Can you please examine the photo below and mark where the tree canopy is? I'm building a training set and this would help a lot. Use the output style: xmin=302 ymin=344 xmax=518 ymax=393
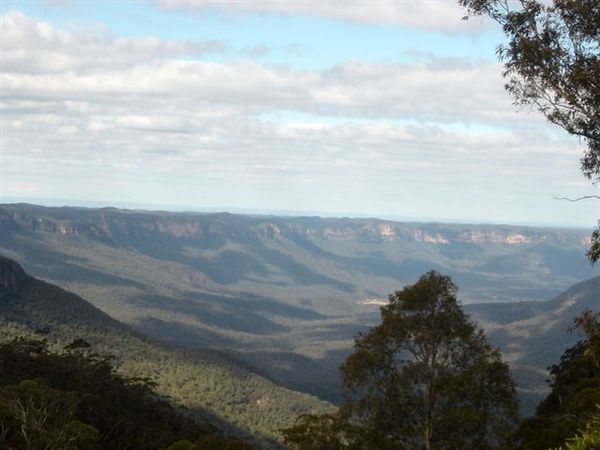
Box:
xmin=283 ymin=272 xmax=519 ymax=450
xmin=460 ymin=0 xmax=600 ymax=261
xmin=0 ymin=338 xmax=251 ymax=450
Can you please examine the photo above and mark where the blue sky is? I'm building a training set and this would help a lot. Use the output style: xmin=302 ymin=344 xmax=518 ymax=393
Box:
xmin=5 ymin=0 xmax=502 ymax=67
xmin=1 ymin=0 xmax=598 ymax=226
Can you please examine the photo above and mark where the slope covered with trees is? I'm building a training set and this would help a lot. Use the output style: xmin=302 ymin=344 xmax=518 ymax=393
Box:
xmin=466 ymin=274 xmax=600 ymax=413
xmin=0 ymin=338 xmax=250 ymax=450
xmin=0 ymin=256 xmax=333 ymax=448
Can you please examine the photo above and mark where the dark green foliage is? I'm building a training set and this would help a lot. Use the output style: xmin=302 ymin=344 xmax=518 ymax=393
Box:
xmin=460 ymin=0 xmax=600 ymax=262
xmin=284 ymin=272 xmax=519 ymax=450
xmin=166 ymin=442 xmax=199 ymax=450
xmin=512 ymin=310 xmax=600 ymax=449
xmin=559 ymin=405 xmax=600 ymax=450
xmin=0 ymin=379 xmax=98 ymax=450
xmin=281 ymin=414 xmax=350 ymax=450
xmin=195 ymin=435 xmax=254 ymax=450
xmin=0 ymin=256 xmax=332 ymax=448
xmin=165 ymin=436 xmax=252 ymax=450
xmin=0 ymin=338 xmax=228 ymax=450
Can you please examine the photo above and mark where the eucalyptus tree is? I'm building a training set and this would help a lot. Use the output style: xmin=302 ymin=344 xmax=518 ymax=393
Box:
xmin=284 ymin=272 xmax=519 ymax=450
xmin=460 ymin=0 xmax=600 ymax=261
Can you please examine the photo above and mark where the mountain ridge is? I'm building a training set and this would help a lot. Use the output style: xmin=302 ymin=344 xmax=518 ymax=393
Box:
xmin=0 ymin=203 xmax=590 ymax=246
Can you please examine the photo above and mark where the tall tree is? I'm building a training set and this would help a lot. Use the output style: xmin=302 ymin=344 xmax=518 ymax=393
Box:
xmin=283 ymin=272 xmax=519 ymax=450
xmin=459 ymin=0 xmax=600 ymax=261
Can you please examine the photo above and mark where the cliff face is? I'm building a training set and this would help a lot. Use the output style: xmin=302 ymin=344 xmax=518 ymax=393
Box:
xmin=0 ymin=256 xmax=28 ymax=291
xmin=0 ymin=203 xmax=590 ymax=247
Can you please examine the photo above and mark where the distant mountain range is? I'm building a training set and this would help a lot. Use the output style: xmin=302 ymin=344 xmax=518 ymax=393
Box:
xmin=0 ymin=203 xmax=597 ymax=415
xmin=1 ymin=203 xmax=592 ymax=307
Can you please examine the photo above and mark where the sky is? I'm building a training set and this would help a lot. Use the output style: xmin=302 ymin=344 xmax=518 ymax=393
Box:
xmin=1 ymin=0 xmax=598 ymax=226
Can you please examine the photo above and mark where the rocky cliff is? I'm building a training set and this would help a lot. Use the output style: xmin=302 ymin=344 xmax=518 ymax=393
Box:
xmin=0 ymin=203 xmax=590 ymax=247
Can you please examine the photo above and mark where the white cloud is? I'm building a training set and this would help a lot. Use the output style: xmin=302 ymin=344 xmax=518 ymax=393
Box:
xmin=0 ymin=11 xmax=225 ymax=73
xmin=158 ymin=0 xmax=486 ymax=33
xmin=1 ymin=12 xmax=513 ymax=128
xmin=2 ymin=11 xmax=595 ymax=224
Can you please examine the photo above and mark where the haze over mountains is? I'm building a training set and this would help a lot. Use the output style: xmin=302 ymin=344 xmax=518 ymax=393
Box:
xmin=466 ymin=276 xmax=600 ymax=412
xmin=0 ymin=202 xmax=597 ymax=416
xmin=1 ymin=203 xmax=592 ymax=308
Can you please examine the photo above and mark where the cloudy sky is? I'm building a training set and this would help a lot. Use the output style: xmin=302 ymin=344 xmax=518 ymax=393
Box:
xmin=1 ymin=0 xmax=598 ymax=226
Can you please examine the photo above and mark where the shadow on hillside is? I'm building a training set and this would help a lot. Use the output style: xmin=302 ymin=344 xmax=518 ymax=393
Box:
xmin=131 ymin=293 xmax=289 ymax=335
xmin=1 ymin=235 xmax=148 ymax=289
xmin=188 ymin=405 xmax=285 ymax=450
xmin=228 ymin=347 xmax=352 ymax=405
xmin=181 ymin=290 xmax=324 ymax=321
xmin=114 ymin=234 xmax=356 ymax=291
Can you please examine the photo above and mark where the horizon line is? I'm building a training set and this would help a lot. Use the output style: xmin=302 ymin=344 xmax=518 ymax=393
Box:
xmin=1 ymin=195 xmax=593 ymax=231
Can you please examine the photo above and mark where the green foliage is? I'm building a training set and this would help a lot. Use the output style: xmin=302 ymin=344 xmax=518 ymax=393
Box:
xmin=66 ymin=421 xmax=100 ymax=450
xmin=512 ymin=310 xmax=600 ymax=449
xmin=284 ymin=272 xmax=519 ymax=450
xmin=0 ymin=378 xmax=94 ymax=450
xmin=558 ymin=405 xmax=600 ymax=450
xmin=166 ymin=441 xmax=199 ymax=450
xmin=0 ymin=338 xmax=245 ymax=450
xmin=460 ymin=0 xmax=600 ymax=262
xmin=281 ymin=414 xmax=350 ymax=450
xmin=195 ymin=435 xmax=254 ymax=450
xmin=0 ymin=261 xmax=333 ymax=448
xmin=164 ymin=435 xmax=253 ymax=450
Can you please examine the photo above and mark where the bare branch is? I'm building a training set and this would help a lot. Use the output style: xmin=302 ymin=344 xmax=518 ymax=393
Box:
xmin=553 ymin=195 xmax=600 ymax=202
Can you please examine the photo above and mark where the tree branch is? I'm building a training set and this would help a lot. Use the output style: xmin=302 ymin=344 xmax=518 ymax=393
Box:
xmin=553 ymin=195 xmax=600 ymax=202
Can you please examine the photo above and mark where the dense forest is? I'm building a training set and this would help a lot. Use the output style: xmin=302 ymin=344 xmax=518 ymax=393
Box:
xmin=0 ymin=338 xmax=250 ymax=450
xmin=0 ymin=256 xmax=332 ymax=448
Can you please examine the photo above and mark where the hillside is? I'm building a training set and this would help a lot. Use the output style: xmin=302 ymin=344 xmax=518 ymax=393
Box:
xmin=0 ymin=338 xmax=251 ymax=449
xmin=467 ymin=276 xmax=600 ymax=413
xmin=0 ymin=203 xmax=596 ymax=406
xmin=0 ymin=256 xmax=333 ymax=448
